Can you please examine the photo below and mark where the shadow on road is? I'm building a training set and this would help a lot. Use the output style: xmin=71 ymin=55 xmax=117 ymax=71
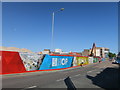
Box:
xmin=86 ymin=66 xmax=120 ymax=89
xmin=64 ymin=76 xmax=76 ymax=90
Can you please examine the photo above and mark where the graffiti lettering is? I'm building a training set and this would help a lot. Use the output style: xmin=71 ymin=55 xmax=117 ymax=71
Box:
xmin=52 ymin=58 xmax=68 ymax=66
xmin=61 ymin=58 xmax=68 ymax=65
xmin=52 ymin=58 xmax=57 ymax=66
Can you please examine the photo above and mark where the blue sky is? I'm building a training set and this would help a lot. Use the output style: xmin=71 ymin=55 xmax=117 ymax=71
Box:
xmin=2 ymin=2 xmax=118 ymax=53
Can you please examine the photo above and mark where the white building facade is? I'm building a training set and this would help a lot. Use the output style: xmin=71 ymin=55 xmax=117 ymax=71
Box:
xmin=96 ymin=47 xmax=109 ymax=58
xmin=55 ymin=49 xmax=62 ymax=53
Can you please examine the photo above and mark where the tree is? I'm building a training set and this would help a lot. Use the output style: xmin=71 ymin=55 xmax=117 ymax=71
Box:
xmin=108 ymin=52 xmax=116 ymax=58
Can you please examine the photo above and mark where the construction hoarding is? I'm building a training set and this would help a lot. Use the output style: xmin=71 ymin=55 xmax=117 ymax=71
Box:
xmin=101 ymin=58 xmax=105 ymax=61
xmin=93 ymin=57 xmax=98 ymax=63
xmin=88 ymin=57 xmax=93 ymax=64
xmin=19 ymin=53 xmax=44 ymax=71
xmin=1 ymin=50 xmax=103 ymax=75
xmin=73 ymin=56 xmax=89 ymax=66
xmin=39 ymin=55 xmax=73 ymax=70
xmin=0 ymin=51 xmax=26 ymax=74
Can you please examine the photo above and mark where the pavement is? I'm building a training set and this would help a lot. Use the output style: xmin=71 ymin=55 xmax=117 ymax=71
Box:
xmin=2 ymin=60 xmax=119 ymax=89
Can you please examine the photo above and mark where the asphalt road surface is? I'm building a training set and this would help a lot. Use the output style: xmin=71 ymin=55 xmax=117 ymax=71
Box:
xmin=2 ymin=60 xmax=119 ymax=89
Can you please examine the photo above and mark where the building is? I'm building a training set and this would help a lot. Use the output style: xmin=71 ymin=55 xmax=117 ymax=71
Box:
xmin=82 ymin=49 xmax=91 ymax=56
xmin=82 ymin=47 xmax=109 ymax=58
xmin=38 ymin=52 xmax=42 ymax=54
xmin=70 ymin=52 xmax=82 ymax=56
xmin=85 ymin=43 xmax=109 ymax=58
xmin=42 ymin=49 xmax=51 ymax=54
xmin=60 ymin=52 xmax=69 ymax=55
xmin=96 ymin=47 xmax=109 ymax=58
xmin=55 ymin=49 xmax=62 ymax=53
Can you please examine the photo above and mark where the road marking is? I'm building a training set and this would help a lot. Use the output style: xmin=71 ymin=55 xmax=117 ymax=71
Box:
xmin=21 ymin=86 xmax=37 ymax=90
xmin=56 ymin=78 xmax=65 ymax=82
xmin=75 ymin=74 xmax=81 ymax=77
xmin=87 ymin=71 xmax=92 ymax=73
xmin=28 ymin=86 xmax=37 ymax=88
xmin=56 ymin=77 xmax=74 ymax=82
xmin=100 ymin=70 xmax=103 ymax=72
xmin=96 ymin=72 xmax=100 ymax=74
xmin=87 ymin=69 xmax=99 ymax=73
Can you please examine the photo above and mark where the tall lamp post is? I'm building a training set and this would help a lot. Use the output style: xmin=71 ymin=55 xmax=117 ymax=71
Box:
xmin=51 ymin=8 xmax=64 ymax=52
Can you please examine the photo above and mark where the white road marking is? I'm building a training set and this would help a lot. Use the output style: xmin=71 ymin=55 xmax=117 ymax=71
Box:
xmin=56 ymin=78 xmax=65 ymax=82
xmin=28 ymin=86 xmax=37 ymax=88
xmin=75 ymin=74 xmax=81 ymax=77
xmin=87 ymin=71 xmax=92 ymax=73
xmin=56 ymin=76 xmax=73 ymax=82
xmin=57 ymin=74 xmax=82 ymax=81
xmin=96 ymin=72 xmax=100 ymax=74
xmin=21 ymin=86 xmax=37 ymax=90
xmin=87 ymin=69 xmax=99 ymax=73
xmin=100 ymin=70 xmax=103 ymax=72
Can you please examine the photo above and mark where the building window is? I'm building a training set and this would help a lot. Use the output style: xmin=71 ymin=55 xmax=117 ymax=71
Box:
xmin=105 ymin=49 xmax=109 ymax=51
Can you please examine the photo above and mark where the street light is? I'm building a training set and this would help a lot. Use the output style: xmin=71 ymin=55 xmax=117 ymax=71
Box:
xmin=51 ymin=8 xmax=64 ymax=51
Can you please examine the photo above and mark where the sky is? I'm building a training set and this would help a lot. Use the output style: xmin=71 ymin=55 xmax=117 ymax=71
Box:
xmin=2 ymin=2 xmax=118 ymax=53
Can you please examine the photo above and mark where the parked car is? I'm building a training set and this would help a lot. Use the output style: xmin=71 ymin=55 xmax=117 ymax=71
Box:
xmin=112 ymin=57 xmax=120 ymax=64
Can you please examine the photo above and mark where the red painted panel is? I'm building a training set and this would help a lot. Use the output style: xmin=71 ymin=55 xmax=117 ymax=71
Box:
xmin=0 ymin=51 xmax=26 ymax=74
xmin=50 ymin=54 xmax=88 ymax=57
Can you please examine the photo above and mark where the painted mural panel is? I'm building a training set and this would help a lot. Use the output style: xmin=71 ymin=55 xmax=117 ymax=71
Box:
xmin=93 ymin=58 xmax=98 ymax=63
xmin=19 ymin=53 xmax=44 ymax=71
xmin=77 ymin=57 xmax=88 ymax=65
xmin=73 ymin=56 xmax=89 ymax=66
xmin=88 ymin=57 xmax=93 ymax=64
xmin=73 ymin=57 xmax=78 ymax=66
xmin=0 ymin=51 xmax=26 ymax=74
xmin=39 ymin=55 xmax=73 ymax=70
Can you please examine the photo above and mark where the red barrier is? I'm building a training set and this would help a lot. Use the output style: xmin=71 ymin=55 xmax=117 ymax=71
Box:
xmin=50 ymin=54 xmax=74 ymax=57
xmin=1 ymin=62 xmax=89 ymax=75
xmin=50 ymin=54 xmax=88 ymax=57
xmin=0 ymin=51 xmax=26 ymax=74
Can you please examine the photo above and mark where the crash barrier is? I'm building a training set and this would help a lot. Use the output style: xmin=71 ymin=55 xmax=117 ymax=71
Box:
xmin=0 ymin=51 xmax=26 ymax=74
xmin=0 ymin=51 xmax=103 ymax=75
xmin=39 ymin=55 xmax=73 ymax=70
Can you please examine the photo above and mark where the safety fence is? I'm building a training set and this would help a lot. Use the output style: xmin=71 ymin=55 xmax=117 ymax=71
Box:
xmin=0 ymin=51 xmax=105 ymax=75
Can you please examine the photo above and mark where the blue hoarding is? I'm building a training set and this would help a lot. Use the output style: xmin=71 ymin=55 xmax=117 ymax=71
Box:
xmin=101 ymin=58 xmax=105 ymax=61
xmin=39 ymin=55 xmax=73 ymax=70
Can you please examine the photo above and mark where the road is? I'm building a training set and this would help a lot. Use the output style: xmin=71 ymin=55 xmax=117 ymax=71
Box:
xmin=2 ymin=60 xmax=119 ymax=89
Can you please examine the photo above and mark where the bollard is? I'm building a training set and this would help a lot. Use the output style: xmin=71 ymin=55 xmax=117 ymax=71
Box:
xmin=64 ymin=76 xmax=76 ymax=90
